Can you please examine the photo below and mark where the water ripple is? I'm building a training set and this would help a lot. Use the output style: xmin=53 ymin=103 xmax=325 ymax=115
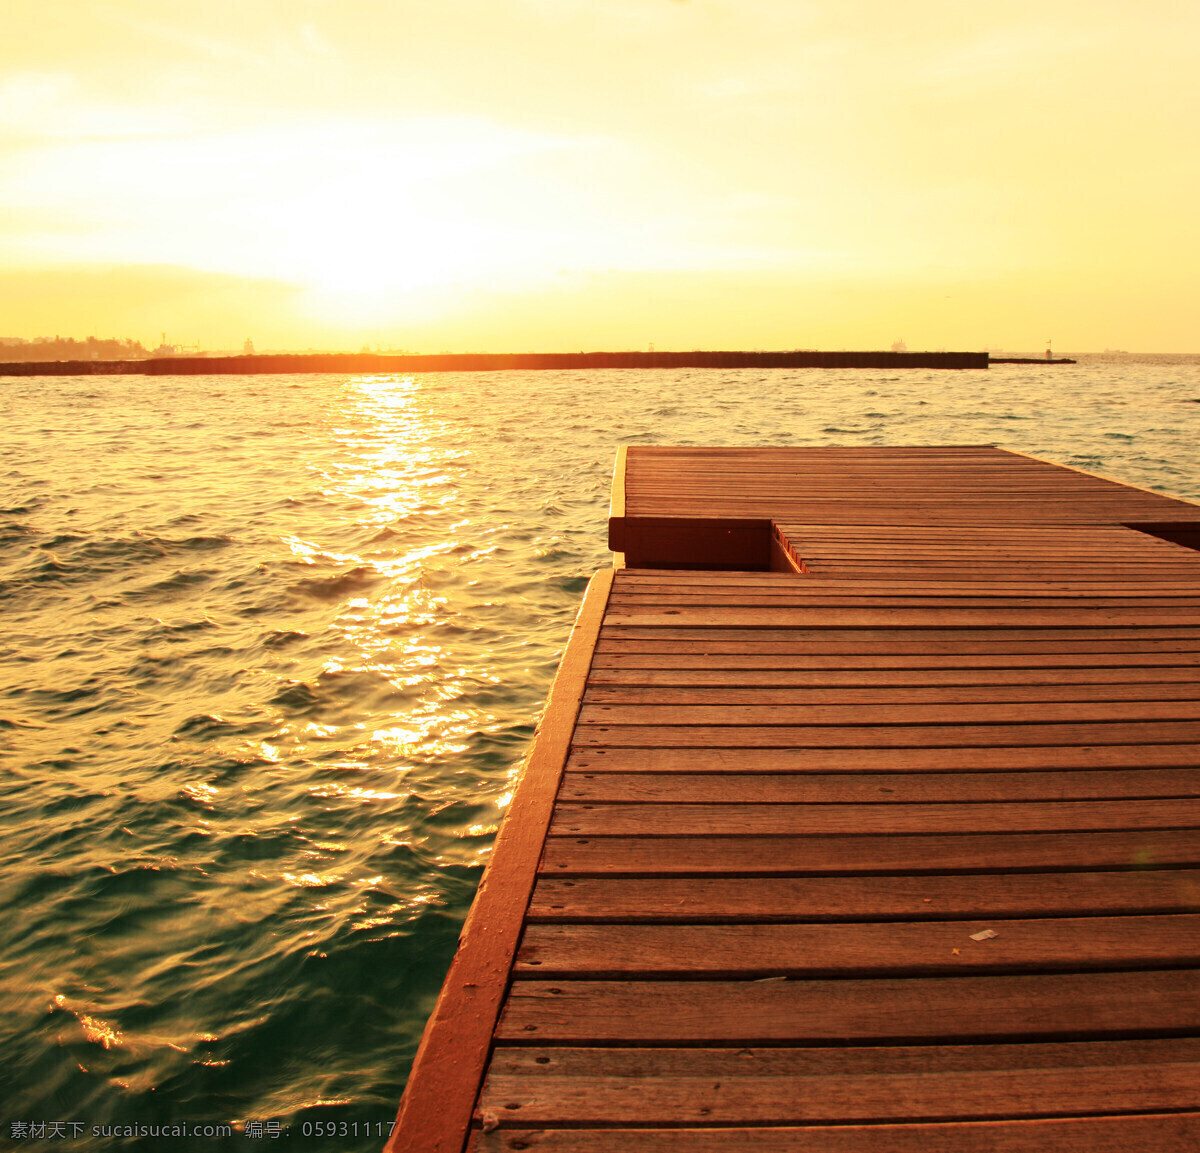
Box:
xmin=1 ymin=362 xmax=1199 ymax=1147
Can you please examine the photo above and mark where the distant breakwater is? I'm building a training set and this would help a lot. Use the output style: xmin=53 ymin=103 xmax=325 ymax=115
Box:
xmin=0 ymin=349 xmax=989 ymax=376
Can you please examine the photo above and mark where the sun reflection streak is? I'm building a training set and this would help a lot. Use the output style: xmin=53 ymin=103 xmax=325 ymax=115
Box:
xmin=243 ymin=372 xmax=527 ymax=904
xmin=307 ymin=784 xmax=408 ymax=803
xmin=280 ymin=872 xmax=338 ymax=888
xmin=52 ymin=995 xmax=123 ymax=1050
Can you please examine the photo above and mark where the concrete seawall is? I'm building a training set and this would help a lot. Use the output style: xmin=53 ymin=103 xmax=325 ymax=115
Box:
xmin=0 ymin=349 xmax=989 ymax=376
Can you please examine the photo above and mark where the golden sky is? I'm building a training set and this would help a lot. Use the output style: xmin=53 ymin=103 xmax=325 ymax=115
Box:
xmin=2 ymin=0 xmax=1197 ymax=352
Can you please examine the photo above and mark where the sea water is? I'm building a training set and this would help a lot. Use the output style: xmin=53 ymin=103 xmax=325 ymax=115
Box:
xmin=2 ymin=359 xmax=1199 ymax=1149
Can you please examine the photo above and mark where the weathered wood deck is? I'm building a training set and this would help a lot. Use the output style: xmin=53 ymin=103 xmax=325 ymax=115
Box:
xmin=387 ymin=446 xmax=1200 ymax=1152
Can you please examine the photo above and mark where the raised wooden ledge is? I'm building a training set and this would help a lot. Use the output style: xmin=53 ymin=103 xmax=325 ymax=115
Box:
xmin=384 ymin=568 xmax=613 ymax=1153
xmin=609 ymin=446 xmax=626 ymax=570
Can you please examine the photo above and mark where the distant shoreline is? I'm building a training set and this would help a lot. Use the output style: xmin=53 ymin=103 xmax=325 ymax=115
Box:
xmin=0 ymin=349 xmax=995 ymax=375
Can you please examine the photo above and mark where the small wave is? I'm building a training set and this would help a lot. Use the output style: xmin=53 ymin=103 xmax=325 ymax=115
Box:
xmin=155 ymin=616 xmax=218 ymax=636
xmin=0 ymin=715 xmax=44 ymax=730
xmin=78 ymin=533 xmax=234 ymax=567
xmin=367 ymin=525 xmax=404 ymax=543
xmin=270 ymin=669 xmax=425 ymax=720
xmin=165 ymin=533 xmax=234 ymax=552
xmin=128 ymin=569 xmax=216 ymax=600
xmin=269 ymin=681 xmax=321 ymax=711
xmin=0 ymin=523 xmax=34 ymax=546
xmin=172 ymin=713 xmax=259 ymax=740
xmin=261 ymin=629 xmax=308 ymax=649
xmin=555 ymin=574 xmax=591 ymax=595
xmin=74 ymin=535 xmax=168 ymax=563
xmin=24 ymin=683 xmax=102 ymax=705
xmin=29 ymin=556 xmax=74 ymax=583
xmin=289 ymin=565 xmax=384 ymax=601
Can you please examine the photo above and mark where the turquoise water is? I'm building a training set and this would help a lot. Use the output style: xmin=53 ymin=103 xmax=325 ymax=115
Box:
xmin=2 ymin=360 xmax=1199 ymax=1149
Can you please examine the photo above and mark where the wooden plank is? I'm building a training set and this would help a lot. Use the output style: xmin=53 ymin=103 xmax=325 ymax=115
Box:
xmin=617 ymin=562 xmax=1198 ymax=577
xmin=800 ymin=567 xmax=1200 ymax=579
xmin=615 ymin=574 xmax=1199 ymax=588
xmin=479 ymin=1040 xmax=1200 ymax=1124
xmin=789 ymin=555 xmax=1199 ymax=567
xmin=556 ymin=769 xmax=1200 ymax=804
xmin=770 ymin=549 xmax=1192 ymax=563
xmin=590 ymin=651 xmax=1200 ymax=669
xmin=527 ymin=870 xmax=1200 ymax=922
xmin=550 ymin=799 xmax=1200 ymax=836
xmin=622 ymin=499 xmax=1194 ymax=508
xmin=609 ymin=592 xmax=1200 ymax=607
xmin=587 ymin=666 xmax=1200 ymax=686
xmin=571 ymin=721 xmax=1200 ymax=748
xmin=629 ymin=489 xmax=1195 ymax=504
xmin=627 ymin=491 xmax=1188 ymax=505
xmin=628 ymin=474 xmax=1179 ymax=487
xmin=604 ymin=607 xmax=1200 ymax=628
xmin=471 ymin=1114 xmax=1200 ymax=1152
xmin=615 ymin=562 xmax=1176 ymax=580
xmin=595 ymin=638 xmax=1200 ymax=656
xmin=486 ymin=1036 xmax=1200 ymax=1076
xmin=494 ymin=969 xmax=1200 ymax=1043
xmin=613 ymin=583 xmax=1200 ymax=597
xmin=540 ymin=830 xmax=1200 ymax=875
xmin=577 ymin=701 xmax=1200 ymax=726
xmin=513 ymin=915 xmax=1200 ymax=978
xmin=583 ymin=684 xmax=1200 ymax=706
xmin=637 ymin=538 xmax=1185 ymax=552
xmin=384 ymin=569 xmax=613 ymax=1153
xmin=632 ymin=500 xmax=1186 ymax=512
xmin=780 ymin=545 xmax=1195 ymax=557
xmin=643 ymin=540 xmax=1181 ymax=553
xmin=772 ymin=533 xmax=1184 ymax=548
xmin=478 ymin=1066 xmax=1200 ymax=1126
xmin=566 ymin=744 xmax=1200 ymax=773
xmin=624 ymin=508 xmax=1196 ymax=525
xmin=776 ymin=527 xmax=1184 ymax=540
xmin=601 ymin=625 xmax=1200 ymax=641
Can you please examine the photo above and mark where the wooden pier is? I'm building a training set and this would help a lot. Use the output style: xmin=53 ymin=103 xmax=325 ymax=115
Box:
xmin=387 ymin=446 xmax=1200 ymax=1152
